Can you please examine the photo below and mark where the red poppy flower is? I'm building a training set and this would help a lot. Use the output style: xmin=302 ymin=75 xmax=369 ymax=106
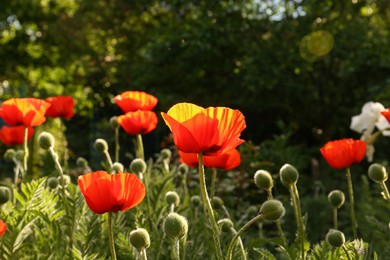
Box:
xmin=320 ymin=138 xmax=366 ymax=169
xmin=161 ymin=103 xmax=246 ymax=156
xmin=0 ymin=98 xmax=50 ymax=127
xmin=0 ymin=220 xmax=7 ymax=236
xmin=45 ymin=96 xmax=75 ymax=119
xmin=117 ymin=110 xmax=158 ymax=135
xmin=0 ymin=126 xmax=34 ymax=146
xmin=179 ymin=149 xmax=241 ymax=170
xmin=78 ymin=171 xmax=145 ymax=214
xmin=114 ymin=91 xmax=158 ymax=113
xmin=381 ymin=109 xmax=390 ymax=124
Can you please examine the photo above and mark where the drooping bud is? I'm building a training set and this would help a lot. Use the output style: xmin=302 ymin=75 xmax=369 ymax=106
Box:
xmin=160 ymin=149 xmax=172 ymax=160
xmin=109 ymin=116 xmax=119 ymax=129
xmin=368 ymin=163 xmax=388 ymax=183
xmin=218 ymin=218 xmax=234 ymax=233
xmin=76 ymin=157 xmax=89 ymax=167
xmin=259 ymin=199 xmax=285 ymax=222
xmin=112 ymin=162 xmax=124 ymax=173
xmin=326 ymin=229 xmax=345 ymax=247
xmin=328 ymin=190 xmax=345 ymax=209
xmin=163 ymin=213 xmax=188 ymax=239
xmin=254 ymin=170 xmax=274 ymax=190
xmin=4 ymin=149 xmax=16 ymax=162
xmin=165 ymin=191 xmax=180 ymax=207
xmin=279 ymin=164 xmax=299 ymax=187
xmin=129 ymin=228 xmax=150 ymax=251
xmin=47 ymin=177 xmax=60 ymax=189
xmin=190 ymin=195 xmax=201 ymax=207
xmin=38 ymin=131 xmax=55 ymax=150
xmin=0 ymin=186 xmax=11 ymax=205
xmin=94 ymin=138 xmax=108 ymax=153
xmin=130 ymin=158 xmax=147 ymax=174
xmin=178 ymin=164 xmax=189 ymax=175
xmin=212 ymin=196 xmax=224 ymax=209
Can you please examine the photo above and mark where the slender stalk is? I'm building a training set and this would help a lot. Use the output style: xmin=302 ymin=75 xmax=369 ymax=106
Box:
xmin=345 ymin=167 xmax=357 ymax=239
xmin=266 ymin=190 xmax=286 ymax=246
xmin=226 ymin=214 xmax=265 ymax=260
xmin=342 ymin=245 xmax=352 ymax=260
xmin=170 ymin=204 xmax=175 ymax=213
xmin=222 ymin=205 xmax=232 ymax=219
xmin=136 ymin=134 xmax=145 ymax=160
xmin=230 ymin=228 xmax=247 ymax=260
xmin=23 ymin=127 xmax=29 ymax=179
xmin=333 ymin=207 xmax=338 ymax=229
xmin=197 ymin=153 xmax=223 ymax=260
xmin=104 ymin=150 xmax=113 ymax=171
xmin=12 ymin=158 xmax=22 ymax=188
xmin=108 ymin=212 xmax=117 ymax=260
xmin=210 ymin=168 xmax=217 ymax=202
xmin=140 ymin=249 xmax=148 ymax=260
xmin=173 ymin=238 xmax=180 ymax=260
xmin=289 ymin=185 xmax=306 ymax=259
xmin=114 ymin=127 xmax=120 ymax=163
xmin=380 ymin=181 xmax=390 ymax=202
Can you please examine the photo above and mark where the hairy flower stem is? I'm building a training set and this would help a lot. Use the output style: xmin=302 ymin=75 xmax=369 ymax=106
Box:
xmin=23 ymin=127 xmax=29 ymax=179
xmin=333 ymin=207 xmax=338 ymax=229
xmin=108 ymin=212 xmax=117 ymax=260
xmin=210 ymin=168 xmax=217 ymax=202
xmin=342 ymin=245 xmax=352 ymax=260
xmin=289 ymin=184 xmax=306 ymax=259
xmin=48 ymin=147 xmax=69 ymax=213
xmin=226 ymin=214 xmax=265 ymax=260
xmin=346 ymin=167 xmax=358 ymax=239
xmin=230 ymin=228 xmax=247 ymax=260
xmin=114 ymin=127 xmax=120 ymax=163
xmin=103 ymin=150 xmax=113 ymax=171
xmin=197 ymin=153 xmax=223 ymax=260
xmin=136 ymin=134 xmax=145 ymax=160
xmin=140 ymin=249 xmax=148 ymax=260
xmin=380 ymin=181 xmax=390 ymax=202
xmin=266 ymin=190 xmax=287 ymax=246
xmin=173 ymin=238 xmax=180 ymax=260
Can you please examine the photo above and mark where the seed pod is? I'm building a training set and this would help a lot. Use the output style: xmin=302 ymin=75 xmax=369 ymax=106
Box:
xmin=47 ymin=177 xmax=60 ymax=189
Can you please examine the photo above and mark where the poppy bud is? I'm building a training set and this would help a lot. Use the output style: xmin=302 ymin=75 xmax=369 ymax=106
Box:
xmin=4 ymin=149 xmax=16 ymax=162
xmin=47 ymin=176 xmax=60 ymax=189
xmin=259 ymin=199 xmax=285 ymax=222
xmin=165 ymin=191 xmax=180 ymax=207
xmin=279 ymin=164 xmax=299 ymax=187
xmin=58 ymin=175 xmax=71 ymax=186
xmin=212 ymin=196 xmax=224 ymax=209
xmin=254 ymin=170 xmax=274 ymax=190
xmin=190 ymin=195 xmax=201 ymax=207
xmin=39 ymin=131 xmax=55 ymax=150
xmin=178 ymin=164 xmax=189 ymax=175
xmin=246 ymin=205 xmax=258 ymax=216
xmin=328 ymin=190 xmax=345 ymax=209
xmin=163 ymin=213 xmax=188 ymax=239
xmin=76 ymin=157 xmax=89 ymax=167
xmin=218 ymin=218 xmax=234 ymax=232
xmin=368 ymin=163 xmax=388 ymax=183
xmin=109 ymin=116 xmax=119 ymax=129
xmin=160 ymin=148 xmax=172 ymax=160
xmin=112 ymin=162 xmax=124 ymax=173
xmin=326 ymin=229 xmax=345 ymax=247
xmin=129 ymin=228 xmax=150 ymax=251
xmin=94 ymin=138 xmax=108 ymax=153
xmin=15 ymin=150 xmax=24 ymax=162
xmin=130 ymin=158 xmax=147 ymax=174
xmin=0 ymin=186 xmax=11 ymax=205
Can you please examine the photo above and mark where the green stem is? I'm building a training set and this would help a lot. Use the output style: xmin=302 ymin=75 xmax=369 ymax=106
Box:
xmin=230 ymin=228 xmax=247 ymax=260
xmin=104 ymin=150 xmax=113 ymax=171
xmin=210 ymin=168 xmax=217 ymax=202
xmin=379 ymin=181 xmax=390 ymax=202
xmin=290 ymin=184 xmax=306 ymax=259
xmin=23 ymin=127 xmax=29 ymax=179
xmin=197 ymin=153 xmax=223 ymax=260
xmin=136 ymin=134 xmax=145 ymax=160
xmin=226 ymin=214 xmax=265 ymax=260
xmin=266 ymin=190 xmax=286 ymax=246
xmin=342 ymin=245 xmax=352 ymax=260
xmin=333 ymin=207 xmax=338 ymax=229
xmin=114 ymin=127 xmax=120 ymax=163
xmin=108 ymin=212 xmax=117 ymax=260
xmin=173 ymin=238 xmax=180 ymax=260
xmin=346 ymin=167 xmax=358 ymax=239
xmin=140 ymin=249 xmax=148 ymax=260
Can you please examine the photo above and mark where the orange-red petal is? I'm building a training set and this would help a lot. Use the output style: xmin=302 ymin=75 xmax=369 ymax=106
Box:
xmin=0 ymin=126 xmax=34 ymax=146
xmin=179 ymin=148 xmax=241 ymax=170
xmin=45 ymin=96 xmax=75 ymax=119
xmin=1 ymin=98 xmax=49 ymax=127
xmin=114 ymin=91 xmax=158 ymax=113
xmin=0 ymin=220 xmax=7 ymax=236
xmin=320 ymin=139 xmax=366 ymax=169
xmin=118 ymin=110 xmax=158 ymax=135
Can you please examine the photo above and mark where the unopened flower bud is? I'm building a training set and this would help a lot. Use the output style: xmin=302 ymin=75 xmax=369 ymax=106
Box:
xmin=178 ymin=164 xmax=189 ymax=175
xmin=15 ymin=150 xmax=24 ymax=162
xmin=109 ymin=116 xmax=119 ymax=129
xmin=212 ymin=196 xmax=224 ymax=209
xmin=130 ymin=158 xmax=147 ymax=174
xmin=218 ymin=218 xmax=234 ymax=233
xmin=76 ymin=157 xmax=89 ymax=167
xmin=165 ymin=191 xmax=180 ymax=207
xmin=47 ymin=177 xmax=60 ymax=189
xmin=368 ymin=163 xmax=388 ymax=183
xmin=39 ymin=132 xmax=55 ymax=150
xmin=4 ymin=149 xmax=16 ymax=162
xmin=328 ymin=190 xmax=345 ymax=209
xmin=259 ymin=199 xmax=285 ymax=222
xmin=58 ymin=175 xmax=71 ymax=186
xmin=163 ymin=213 xmax=188 ymax=239
xmin=254 ymin=170 xmax=274 ymax=190
xmin=326 ymin=229 xmax=345 ymax=247
xmin=246 ymin=206 xmax=258 ymax=216
xmin=129 ymin=228 xmax=150 ymax=251
xmin=112 ymin=162 xmax=124 ymax=173
xmin=279 ymin=164 xmax=299 ymax=187
xmin=190 ymin=195 xmax=201 ymax=207
xmin=94 ymin=138 xmax=108 ymax=153
xmin=0 ymin=186 xmax=11 ymax=205
xmin=160 ymin=149 xmax=172 ymax=160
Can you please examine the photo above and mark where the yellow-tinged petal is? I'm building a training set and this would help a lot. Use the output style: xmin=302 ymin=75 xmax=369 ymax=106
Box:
xmin=166 ymin=103 xmax=204 ymax=123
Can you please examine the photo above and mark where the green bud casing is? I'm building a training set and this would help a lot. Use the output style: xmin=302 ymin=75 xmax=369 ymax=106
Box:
xmin=129 ymin=228 xmax=150 ymax=251
xmin=165 ymin=191 xmax=180 ymax=207
xmin=368 ymin=163 xmax=388 ymax=183
xmin=254 ymin=170 xmax=274 ymax=190
xmin=326 ymin=229 xmax=345 ymax=247
xmin=94 ymin=138 xmax=108 ymax=152
xmin=279 ymin=164 xmax=299 ymax=187
xmin=259 ymin=199 xmax=285 ymax=222
xmin=130 ymin=158 xmax=147 ymax=174
xmin=0 ymin=186 xmax=11 ymax=205
xmin=328 ymin=190 xmax=345 ymax=209
xmin=38 ymin=132 xmax=55 ymax=150
xmin=163 ymin=213 xmax=188 ymax=239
